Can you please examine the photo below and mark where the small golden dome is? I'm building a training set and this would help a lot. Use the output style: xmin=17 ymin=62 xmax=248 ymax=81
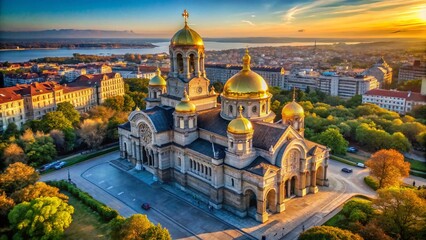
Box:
xmin=175 ymin=90 xmax=196 ymax=113
xmin=227 ymin=106 xmax=254 ymax=134
xmin=171 ymin=10 xmax=204 ymax=46
xmin=149 ymin=68 xmax=166 ymax=86
xmin=223 ymin=49 xmax=268 ymax=98
xmin=282 ymin=101 xmax=304 ymax=119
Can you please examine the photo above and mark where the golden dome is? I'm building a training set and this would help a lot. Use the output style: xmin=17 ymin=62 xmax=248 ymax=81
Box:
xmin=227 ymin=106 xmax=254 ymax=134
xmin=282 ymin=100 xmax=304 ymax=119
xmin=171 ymin=10 xmax=204 ymax=46
xmin=223 ymin=49 xmax=269 ymax=98
xmin=175 ymin=90 xmax=196 ymax=113
xmin=149 ymin=68 xmax=166 ymax=86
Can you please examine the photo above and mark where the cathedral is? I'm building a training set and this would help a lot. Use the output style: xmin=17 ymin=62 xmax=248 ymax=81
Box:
xmin=118 ymin=10 xmax=329 ymax=223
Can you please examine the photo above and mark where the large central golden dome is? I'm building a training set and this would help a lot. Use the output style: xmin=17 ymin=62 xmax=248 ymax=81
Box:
xmin=171 ymin=10 xmax=204 ymax=46
xmin=223 ymin=49 xmax=269 ymax=98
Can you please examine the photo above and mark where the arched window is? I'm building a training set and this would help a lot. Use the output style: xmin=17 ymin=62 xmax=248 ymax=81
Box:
xmin=189 ymin=54 xmax=195 ymax=74
xmin=229 ymin=105 xmax=233 ymax=116
xmin=252 ymin=106 xmax=257 ymax=113
xmin=177 ymin=53 xmax=184 ymax=73
xmin=262 ymin=103 xmax=266 ymax=113
xmin=231 ymin=178 xmax=234 ymax=187
xmin=177 ymin=157 xmax=181 ymax=167
xmin=190 ymin=159 xmax=192 ymax=169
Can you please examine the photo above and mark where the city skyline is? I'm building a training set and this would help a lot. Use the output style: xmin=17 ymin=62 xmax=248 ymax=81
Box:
xmin=0 ymin=0 xmax=425 ymax=38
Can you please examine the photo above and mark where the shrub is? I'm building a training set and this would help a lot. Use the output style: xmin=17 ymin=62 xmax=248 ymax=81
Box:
xmin=364 ymin=176 xmax=379 ymax=190
xmin=47 ymin=180 xmax=118 ymax=222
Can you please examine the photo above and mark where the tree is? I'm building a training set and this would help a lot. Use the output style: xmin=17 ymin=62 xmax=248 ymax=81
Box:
xmin=2 ymin=123 xmax=19 ymax=140
xmin=87 ymin=106 xmax=116 ymax=121
xmin=123 ymin=94 xmax=136 ymax=111
xmin=57 ymin=102 xmax=80 ymax=126
xmin=110 ymin=214 xmax=171 ymax=240
xmin=345 ymin=95 xmax=362 ymax=108
xmin=314 ymin=128 xmax=348 ymax=155
xmin=78 ymin=118 xmax=107 ymax=149
xmin=298 ymin=226 xmax=363 ymax=240
xmin=25 ymin=135 xmax=57 ymax=166
xmin=374 ymin=187 xmax=426 ymax=240
xmin=365 ymin=149 xmax=410 ymax=189
xmin=10 ymin=182 xmax=68 ymax=204
xmin=42 ymin=111 xmax=73 ymax=132
xmin=341 ymin=198 xmax=374 ymax=225
xmin=8 ymin=197 xmax=74 ymax=240
xmin=63 ymin=128 xmax=76 ymax=153
xmin=128 ymin=92 xmax=147 ymax=110
xmin=410 ymin=105 xmax=426 ymax=119
xmin=0 ymin=162 xmax=39 ymax=194
xmin=103 ymin=96 xmax=125 ymax=111
xmin=0 ymin=191 xmax=14 ymax=226
xmin=2 ymin=143 xmax=26 ymax=165
xmin=389 ymin=132 xmax=411 ymax=152
xmin=358 ymin=221 xmax=393 ymax=240
xmin=50 ymin=129 xmax=65 ymax=151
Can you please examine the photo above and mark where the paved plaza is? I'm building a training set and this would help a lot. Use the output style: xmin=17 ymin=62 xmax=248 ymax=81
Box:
xmin=41 ymin=151 xmax=425 ymax=240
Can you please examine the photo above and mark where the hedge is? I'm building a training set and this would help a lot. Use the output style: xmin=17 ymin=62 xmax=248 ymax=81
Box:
xmin=363 ymin=176 xmax=379 ymax=191
xmin=330 ymin=155 xmax=357 ymax=166
xmin=47 ymin=180 xmax=119 ymax=222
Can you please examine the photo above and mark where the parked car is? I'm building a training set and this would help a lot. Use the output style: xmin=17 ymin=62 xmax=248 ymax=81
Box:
xmin=341 ymin=168 xmax=353 ymax=173
xmin=38 ymin=161 xmax=59 ymax=172
xmin=347 ymin=147 xmax=358 ymax=153
xmin=356 ymin=162 xmax=366 ymax=168
xmin=53 ymin=161 xmax=66 ymax=170
xmin=141 ymin=203 xmax=151 ymax=210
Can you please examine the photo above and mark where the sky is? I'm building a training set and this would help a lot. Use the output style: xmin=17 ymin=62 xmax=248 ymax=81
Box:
xmin=0 ymin=0 xmax=425 ymax=38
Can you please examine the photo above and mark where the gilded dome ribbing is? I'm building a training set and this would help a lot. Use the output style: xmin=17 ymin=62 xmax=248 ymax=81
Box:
xmin=282 ymin=101 xmax=304 ymax=119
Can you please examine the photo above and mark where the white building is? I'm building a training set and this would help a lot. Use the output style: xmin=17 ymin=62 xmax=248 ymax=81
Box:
xmin=363 ymin=57 xmax=392 ymax=87
xmin=319 ymin=73 xmax=379 ymax=98
xmin=362 ymin=81 xmax=426 ymax=114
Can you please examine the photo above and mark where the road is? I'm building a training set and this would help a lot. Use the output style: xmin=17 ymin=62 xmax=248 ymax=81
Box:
xmin=41 ymin=151 xmax=251 ymax=240
xmin=41 ymin=151 xmax=426 ymax=240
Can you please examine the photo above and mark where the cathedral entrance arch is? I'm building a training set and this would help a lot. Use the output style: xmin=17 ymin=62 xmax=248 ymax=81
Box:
xmin=244 ymin=189 xmax=257 ymax=217
xmin=265 ymin=189 xmax=277 ymax=213
xmin=284 ymin=176 xmax=298 ymax=198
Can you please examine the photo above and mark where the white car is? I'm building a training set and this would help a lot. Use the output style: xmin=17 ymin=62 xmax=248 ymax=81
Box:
xmin=356 ymin=162 xmax=366 ymax=168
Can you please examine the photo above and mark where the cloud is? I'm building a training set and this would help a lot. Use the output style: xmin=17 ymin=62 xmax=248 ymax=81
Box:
xmin=298 ymin=29 xmax=305 ymax=32
xmin=241 ymin=20 xmax=255 ymax=26
xmin=283 ymin=0 xmax=343 ymax=24
xmin=251 ymin=15 xmax=256 ymax=18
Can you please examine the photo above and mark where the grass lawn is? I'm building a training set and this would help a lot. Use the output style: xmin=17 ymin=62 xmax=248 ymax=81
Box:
xmin=407 ymin=159 xmax=426 ymax=172
xmin=64 ymin=192 xmax=109 ymax=240
xmin=324 ymin=196 xmax=372 ymax=227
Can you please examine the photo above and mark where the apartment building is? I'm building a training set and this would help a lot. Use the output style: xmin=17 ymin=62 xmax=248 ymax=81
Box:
xmin=72 ymin=72 xmax=124 ymax=104
xmin=319 ymin=73 xmax=379 ymax=98
xmin=398 ymin=60 xmax=426 ymax=82
xmin=362 ymin=89 xmax=426 ymax=114
xmin=0 ymin=89 xmax=25 ymax=131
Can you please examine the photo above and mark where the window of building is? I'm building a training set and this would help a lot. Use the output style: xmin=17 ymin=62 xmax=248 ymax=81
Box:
xmin=252 ymin=106 xmax=257 ymax=113
xmin=179 ymin=118 xmax=185 ymax=129
xmin=231 ymin=178 xmax=234 ymax=187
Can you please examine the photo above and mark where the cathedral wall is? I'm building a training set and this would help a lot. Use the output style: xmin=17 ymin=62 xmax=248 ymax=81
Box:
xmin=173 ymin=169 xmax=187 ymax=186
xmin=154 ymin=131 xmax=173 ymax=146
xmin=224 ymin=166 xmax=243 ymax=194
xmin=198 ymin=129 xmax=228 ymax=147
xmin=223 ymin=188 xmax=246 ymax=217
xmin=187 ymin=174 xmax=211 ymax=196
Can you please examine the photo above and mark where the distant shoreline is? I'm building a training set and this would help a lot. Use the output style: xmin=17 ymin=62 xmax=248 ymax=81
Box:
xmin=0 ymin=46 xmax=158 ymax=51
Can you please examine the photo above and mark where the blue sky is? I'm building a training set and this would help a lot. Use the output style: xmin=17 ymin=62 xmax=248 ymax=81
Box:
xmin=1 ymin=0 xmax=425 ymax=37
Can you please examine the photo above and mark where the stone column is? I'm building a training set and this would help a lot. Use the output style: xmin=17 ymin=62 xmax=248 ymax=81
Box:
xmin=173 ymin=56 xmax=178 ymax=77
xmin=310 ymin=170 xmax=318 ymax=193
xmin=135 ymin=144 xmax=142 ymax=170
xmin=297 ymin=172 xmax=307 ymax=197
xmin=195 ymin=56 xmax=200 ymax=77
xmin=255 ymin=189 xmax=268 ymax=223
xmin=324 ymin=165 xmax=329 ymax=186
xmin=277 ymin=181 xmax=285 ymax=212
xmin=183 ymin=56 xmax=190 ymax=79
xmin=287 ymin=180 xmax=291 ymax=198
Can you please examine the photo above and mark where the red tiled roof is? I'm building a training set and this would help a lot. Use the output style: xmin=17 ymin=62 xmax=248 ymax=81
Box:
xmin=0 ymin=88 xmax=23 ymax=104
xmin=364 ymin=89 xmax=426 ymax=102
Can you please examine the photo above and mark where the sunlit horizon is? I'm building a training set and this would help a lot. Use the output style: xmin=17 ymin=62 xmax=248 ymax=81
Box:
xmin=0 ymin=0 xmax=425 ymax=39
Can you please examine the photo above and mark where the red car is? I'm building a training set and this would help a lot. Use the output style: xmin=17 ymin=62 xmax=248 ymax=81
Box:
xmin=141 ymin=203 xmax=150 ymax=210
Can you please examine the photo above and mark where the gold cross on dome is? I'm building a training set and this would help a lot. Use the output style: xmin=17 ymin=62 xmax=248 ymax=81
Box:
xmin=182 ymin=9 xmax=189 ymax=24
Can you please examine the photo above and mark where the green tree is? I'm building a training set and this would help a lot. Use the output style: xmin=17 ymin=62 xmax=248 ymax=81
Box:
xmin=128 ymin=92 xmax=147 ymax=110
xmin=25 ymin=135 xmax=57 ymax=166
xmin=42 ymin=111 xmax=73 ymax=132
xmin=341 ymin=198 xmax=374 ymax=225
xmin=410 ymin=105 xmax=426 ymax=119
xmin=63 ymin=128 xmax=76 ymax=153
xmin=345 ymin=95 xmax=362 ymax=108
xmin=389 ymin=132 xmax=411 ymax=152
xmin=298 ymin=226 xmax=363 ymax=240
xmin=57 ymin=102 xmax=80 ymax=126
xmin=123 ymin=94 xmax=136 ymax=111
xmin=8 ymin=197 xmax=74 ymax=240
xmin=0 ymin=162 xmax=39 ymax=194
xmin=374 ymin=187 xmax=426 ymax=240
xmin=314 ymin=128 xmax=348 ymax=155
xmin=110 ymin=214 xmax=171 ymax=240
xmin=10 ymin=182 xmax=68 ymax=204
xmin=2 ymin=123 xmax=19 ymax=140
xmin=104 ymin=96 xmax=125 ymax=111
xmin=365 ymin=149 xmax=410 ymax=189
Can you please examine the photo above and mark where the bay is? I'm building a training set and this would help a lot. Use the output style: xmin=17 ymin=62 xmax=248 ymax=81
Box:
xmin=0 ymin=41 xmax=360 ymax=62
